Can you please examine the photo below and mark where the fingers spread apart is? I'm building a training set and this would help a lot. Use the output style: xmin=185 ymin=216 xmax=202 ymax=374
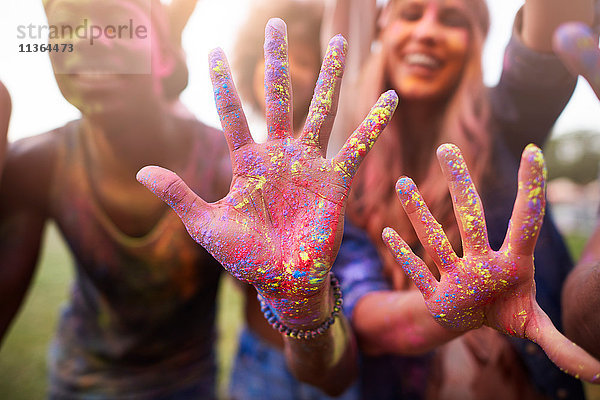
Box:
xmin=332 ymin=90 xmax=397 ymax=186
xmin=383 ymin=227 xmax=437 ymax=297
xmin=395 ymin=176 xmax=459 ymax=271
xmin=437 ymin=143 xmax=489 ymax=255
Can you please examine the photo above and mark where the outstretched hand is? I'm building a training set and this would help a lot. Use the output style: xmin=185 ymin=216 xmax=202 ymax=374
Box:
xmin=137 ymin=19 xmax=397 ymax=328
xmin=553 ymin=22 xmax=600 ymax=99
xmin=382 ymin=143 xmax=600 ymax=382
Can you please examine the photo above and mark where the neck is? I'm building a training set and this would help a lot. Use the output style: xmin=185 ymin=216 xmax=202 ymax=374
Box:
xmin=397 ymin=98 xmax=447 ymax=178
xmin=402 ymin=95 xmax=447 ymax=130
xmin=81 ymin=100 xmax=182 ymax=174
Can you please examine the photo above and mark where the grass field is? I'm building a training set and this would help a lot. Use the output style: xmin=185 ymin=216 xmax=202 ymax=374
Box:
xmin=0 ymin=223 xmax=244 ymax=399
xmin=0 ymin=224 xmax=598 ymax=399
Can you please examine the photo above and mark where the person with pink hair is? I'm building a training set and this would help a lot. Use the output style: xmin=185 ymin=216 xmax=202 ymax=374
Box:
xmin=315 ymin=0 xmax=599 ymax=398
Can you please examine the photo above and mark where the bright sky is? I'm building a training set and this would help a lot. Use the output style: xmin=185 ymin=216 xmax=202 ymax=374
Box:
xmin=1 ymin=0 xmax=599 ymax=142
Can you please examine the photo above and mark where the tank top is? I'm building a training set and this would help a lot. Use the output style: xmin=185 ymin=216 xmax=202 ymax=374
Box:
xmin=46 ymin=120 xmax=229 ymax=398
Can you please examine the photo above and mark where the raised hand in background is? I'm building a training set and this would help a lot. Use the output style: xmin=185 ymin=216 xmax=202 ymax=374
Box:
xmin=554 ymin=20 xmax=600 ymax=361
xmin=553 ymin=21 xmax=600 ymax=99
xmin=383 ymin=143 xmax=600 ymax=383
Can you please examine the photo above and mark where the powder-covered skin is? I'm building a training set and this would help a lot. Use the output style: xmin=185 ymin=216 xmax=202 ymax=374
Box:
xmin=137 ymin=18 xmax=398 ymax=329
xmin=553 ymin=22 xmax=600 ymax=99
xmin=382 ymin=143 xmax=600 ymax=382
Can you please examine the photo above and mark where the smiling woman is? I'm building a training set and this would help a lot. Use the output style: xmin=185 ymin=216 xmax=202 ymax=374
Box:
xmin=1 ymin=0 xmax=599 ymax=143
xmin=0 ymin=0 xmax=238 ymax=398
xmin=379 ymin=0 xmax=474 ymax=100
xmin=321 ymin=0 xmax=598 ymax=398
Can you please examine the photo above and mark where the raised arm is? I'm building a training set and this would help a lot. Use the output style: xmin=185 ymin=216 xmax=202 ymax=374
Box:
xmin=553 ymin=21 xmax=600 ymax=359
xmin=382 ymin=143 xmax=600 ymax=383
xmin=320 ymin=0 xmax=376 ymax=78
xmin=0 ymin=134 xmax=55 ymax=345
xmin=137 ymin=18 xmax=397 ymax=395
xmin=522 ymin=0 xmax=594 ymax=52
xmin=0 ymin=210 xmax=46 ymax=345
xmin=491 ymin=1 xmax=595 ymax=159
xmin=167 ymin=0 xmax=198 ymax=44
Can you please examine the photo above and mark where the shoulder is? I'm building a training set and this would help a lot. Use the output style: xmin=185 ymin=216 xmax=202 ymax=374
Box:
xmin=174 ymin=116 xmax=227 ymax=154
xmin=1 ymin=123 xmax=72 ymax=210
xmin=191 ymin=118 xmax=228 ymax=154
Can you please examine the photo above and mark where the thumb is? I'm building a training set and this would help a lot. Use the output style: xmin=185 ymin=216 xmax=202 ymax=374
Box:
xmin=527 ymin=304 xmax=600 ymax=383
xmin=137 ymin=165 xmax=210 ymax=227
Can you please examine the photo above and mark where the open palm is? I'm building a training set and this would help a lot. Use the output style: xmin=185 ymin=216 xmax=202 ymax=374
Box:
xmin=383 ymin=143 xmax=600 ymax=382
xmin=137 ymin=19 xmax=397 ymax=324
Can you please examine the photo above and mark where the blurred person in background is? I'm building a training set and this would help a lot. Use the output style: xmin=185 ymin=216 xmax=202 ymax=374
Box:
xmin=318 ymin=0 xmax=598 ymax=398
xmin=0 ymin=0 xmax=237 ymax=398
xmin=0 ymin=0 xmax=384 ymax=397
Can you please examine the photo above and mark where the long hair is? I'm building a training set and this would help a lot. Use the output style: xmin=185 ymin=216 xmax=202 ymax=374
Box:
xmin=346 ymin=0 xmax=491 ymax=289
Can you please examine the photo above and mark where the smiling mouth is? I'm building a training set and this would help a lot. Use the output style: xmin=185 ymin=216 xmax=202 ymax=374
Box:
xmin=74 ymin=71 xmax=119 ymax=78
xmin=404 ymin=53 xmax=441 ymax=69
xmin=64 ymin=72 xmax=124 ymax=90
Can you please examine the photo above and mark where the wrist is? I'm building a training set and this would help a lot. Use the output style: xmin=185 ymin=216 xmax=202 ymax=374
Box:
xmin=257 ymin=273 xmax=332 ymax=327
xmin=258 ymin=273 xmax=344 ymax=338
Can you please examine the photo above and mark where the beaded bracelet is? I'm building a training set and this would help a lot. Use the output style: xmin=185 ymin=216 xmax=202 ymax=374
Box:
xmin=257 ymin=273 xmax=344 ymax=339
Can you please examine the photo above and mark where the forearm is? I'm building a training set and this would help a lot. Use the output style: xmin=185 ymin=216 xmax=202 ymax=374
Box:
xmin=522 ymin=0 xmax=594 ymax=52
xmin=321 ymin=0 xmax=350 ymax=54
xmin=353 ymin=290 xmax=461 ymax=355
xmin=0 ymin=212 xmax=44 ymax=345
xmin=562 ymin=260 xmax=600 ymax=359
xmin=491 ymin=25 xmax=578 ymax=159
xmin=321 ymin=0 xmax=376 ymax=77
xmin=561 ymin=221 xmax=600 ymax=358
xmin=265 ymin=274 xmax=358 ymax=395
xmin=283 ymin=314 xmax=358 ymax=396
